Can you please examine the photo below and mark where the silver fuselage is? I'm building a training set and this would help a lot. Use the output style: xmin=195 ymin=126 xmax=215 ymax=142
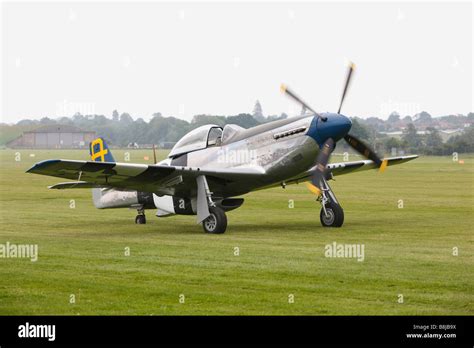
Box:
xmin=164 ymin=115 xmax=318 ymax=197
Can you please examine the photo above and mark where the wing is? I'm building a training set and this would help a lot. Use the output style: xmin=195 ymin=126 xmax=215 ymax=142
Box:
xmin=27 ymin=159 xmax=265 ymax=196
xmin=284 ymin=155 xmax=418 ymax=184
xmin=327 ymin=155 xmax=419 ymax=177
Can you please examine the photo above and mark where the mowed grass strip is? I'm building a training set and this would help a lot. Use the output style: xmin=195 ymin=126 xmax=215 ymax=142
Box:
xmin=0 ymin=149 xmax=472 ymax=315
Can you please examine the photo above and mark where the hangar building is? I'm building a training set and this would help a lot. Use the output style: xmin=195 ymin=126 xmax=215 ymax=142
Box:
xmin=6 ymin=125 xmax=96 ymax=149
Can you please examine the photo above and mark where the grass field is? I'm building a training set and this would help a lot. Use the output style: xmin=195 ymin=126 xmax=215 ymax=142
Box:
xmin=0 ymin=149 xmax=472 ymax=315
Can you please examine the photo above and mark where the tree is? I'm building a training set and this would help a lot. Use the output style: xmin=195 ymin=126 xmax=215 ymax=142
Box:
xmin=387 ymin=112 xmax=400 ymax=123
xmin=402 ymin=123 xmax=422 ymax=152
xmin=226 ymin=113 xmax=260 ymax=128
xmin=423 ymin=127 xmax=444 ymax=155
xmin=57 ymin=117 xmax=73 ymax=125
xmin=112 ymin=110 xmax=119 ymax=122
xmin=252 ymin=100 xmax=264 ymax=122
xmin=119 ymin=113 xmax=133 ymax=124
xmin=447 ymin=125 xmax=474 ymax=153
xmin=267 ymin=113 xmax=288 ymax=122
xmin=93 ymin=115 xmax=108 ymax=126
xmin=383 ymin=137 xmax=404 ymax=154
xmin=425 ymin=127 xmax=443 ymax=148
xmin=191 ymin=114 xmax=226 ymax=127
xmin=349 ymin=118 xmax=371 ymax=141
xmin=39 ymin=117 xmax=56 ymax=125
xmin=413 ymin=111 xmax=432 ymax=122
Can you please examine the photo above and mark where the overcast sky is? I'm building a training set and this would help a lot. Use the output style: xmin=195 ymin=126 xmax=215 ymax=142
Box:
xmin=1 ymin=1 xmax=472 ymax=124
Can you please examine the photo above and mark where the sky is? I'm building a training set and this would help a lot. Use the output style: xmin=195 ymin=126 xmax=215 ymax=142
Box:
xmin=1 ymin=1 xmax=472 ymax=124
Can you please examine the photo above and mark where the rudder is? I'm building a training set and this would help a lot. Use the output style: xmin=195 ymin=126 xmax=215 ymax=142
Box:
xmin=89 ymin=137 xmax=115 ymax=162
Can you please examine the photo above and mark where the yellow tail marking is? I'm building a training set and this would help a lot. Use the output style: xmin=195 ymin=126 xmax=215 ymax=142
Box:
xmin=379 ymin=159 xmax=388 ymax=173
xmin=306 ymin=183 xmax=321 ymax=195
xmin=90 ymin=138 xmax=109 ymax=162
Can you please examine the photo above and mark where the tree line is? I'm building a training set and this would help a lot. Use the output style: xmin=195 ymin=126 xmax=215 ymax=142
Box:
xmin=346 ymin=118 xmax=474 ymax=156
xmin=3 ymin=103 xmax=473 ymax=155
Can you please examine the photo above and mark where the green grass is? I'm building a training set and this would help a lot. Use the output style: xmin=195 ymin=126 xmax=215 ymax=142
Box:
xmin=0 ymin=149 xmax=472 ymax=315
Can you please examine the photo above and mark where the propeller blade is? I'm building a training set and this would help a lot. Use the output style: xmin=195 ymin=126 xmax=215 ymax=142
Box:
xmin=344 ymin=134 xmax=388 ymax=172
xmin=300 ymin=105 xmax=307 ymax=116
xmin=307 ymin=138 xmax=334 ymax=195
xmin=280 ymin=84 xmax=327 ymax=121
xmin=337 ymin=61 xmax=355 ymax=114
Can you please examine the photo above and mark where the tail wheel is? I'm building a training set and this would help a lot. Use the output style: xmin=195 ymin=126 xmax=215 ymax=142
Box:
xmin=320 ymin=202 xmax=344 ymax=227
xmin=135 ymin=215 xmax=146 ymax=224
xmin=202 ymin=207 xmax=227 ymax=234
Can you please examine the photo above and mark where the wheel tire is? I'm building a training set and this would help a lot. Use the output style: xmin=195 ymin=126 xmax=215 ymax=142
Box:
xmin=135 ymin=215 xmax=146 ymax=224
xmin=320 ymin=202 xmax=344 ymax=227
xmin=202 ymin=207 xmax=227 ymax=234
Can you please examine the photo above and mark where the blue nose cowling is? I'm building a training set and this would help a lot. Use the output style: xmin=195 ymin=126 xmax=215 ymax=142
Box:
xmin=306 ymin=113 xmax=352 ymax=147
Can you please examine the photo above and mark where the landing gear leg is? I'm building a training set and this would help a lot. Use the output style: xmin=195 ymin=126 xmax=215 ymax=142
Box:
xmin=317 ymin=179 xmax=344 ymax=228
xmin=197 ymin=175 xmax=227 ymax=234
xmin=135 ymin=206 xmax=146 ymax=224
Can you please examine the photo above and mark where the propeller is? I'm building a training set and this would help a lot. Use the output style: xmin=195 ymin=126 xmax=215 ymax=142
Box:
xmin=280 ymin=61 xmax=388 ymax=196
xmin=307 ymin=134 xmax=387 ymax=197
xmin=280 ymin=84 xmax=327 ymax=121
xmin=307 ymin=138 xmax=334 ymax=195
xmin=337 ymin=61 xmax=355 ymax=114
xmin=336 ymin=61 xmax=388 ymax=173
xmin=343 ymin=133 xmax=387 ymax=171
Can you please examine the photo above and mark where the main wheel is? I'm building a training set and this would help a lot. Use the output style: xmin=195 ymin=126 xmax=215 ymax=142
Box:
xmin=320 ymin=202 xmax=344 ymax=227
xmin=202 ymin=207 xmax=227 ymax=234
xmin=135 ymin=215 xmax=146 ymax=224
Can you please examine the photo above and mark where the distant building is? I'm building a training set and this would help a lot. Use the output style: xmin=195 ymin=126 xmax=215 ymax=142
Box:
xmin=6 ymin=125 xmax=96 ymax=149
xmin=379 ymin=131 xmax=403 ymax=139
xmin=379 ymin=129 xmax=464 ymax=142
xmin=439 ymin=129 xmax=464 ymax=142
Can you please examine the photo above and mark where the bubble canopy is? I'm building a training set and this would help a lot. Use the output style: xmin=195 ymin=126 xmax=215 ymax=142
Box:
xmin=168 ymin=125 xmax=222 ymax=158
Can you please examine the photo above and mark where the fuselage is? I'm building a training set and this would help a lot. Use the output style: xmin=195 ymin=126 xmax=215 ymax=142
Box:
xmin=160 ymin=113 xmax=352 ymax=197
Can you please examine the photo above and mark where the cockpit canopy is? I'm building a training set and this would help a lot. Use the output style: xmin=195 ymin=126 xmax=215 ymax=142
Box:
xmin=168 ymin=125 xmax=223 ymax=158
xmin=221 ymin=124 xmax=245 ymax=144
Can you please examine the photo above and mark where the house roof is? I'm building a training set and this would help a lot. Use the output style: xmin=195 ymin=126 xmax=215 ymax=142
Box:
xmin=24 ymin=125 xmax=94 ymax=133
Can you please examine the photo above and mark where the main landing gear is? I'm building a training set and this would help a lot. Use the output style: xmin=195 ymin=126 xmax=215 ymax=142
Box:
xmin=317 ymin=178 xmax=344 ymax=228
xmin=202 ymin=206 xmax=227 ymax=234
xmin=135 ymin=206 xmax=146 ymax=224
xmin=197 ymin=175 xmax=227 ymax=234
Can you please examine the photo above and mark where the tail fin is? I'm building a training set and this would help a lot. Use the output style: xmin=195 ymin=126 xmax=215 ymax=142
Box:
xmin=89 ymin=137 xmax=115 ymax=162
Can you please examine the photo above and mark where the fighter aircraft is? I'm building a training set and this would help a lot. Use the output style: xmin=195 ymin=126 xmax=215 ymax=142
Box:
xmin=27 ymin=63 xmax=417 ymax=234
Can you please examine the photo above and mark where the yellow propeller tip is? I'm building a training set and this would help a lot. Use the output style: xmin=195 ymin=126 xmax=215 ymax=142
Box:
xmin=306 ymin=183 xmax=321 ymax=195
xmin=349 ymin=61 xmax=356 ymax=69
xmin=379 ymin=159 xmax=388 ymax=173
xmin=280 ymin=83 xmax=287 ymax=93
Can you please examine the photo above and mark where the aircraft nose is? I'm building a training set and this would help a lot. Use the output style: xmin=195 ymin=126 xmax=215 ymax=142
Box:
xmin=307 ymin=113 xmax=352 ymax=145
xmin=307 ymin=113 xmax=352 ymax=146
xmin=328 ymin=114 xmax=352 ymax=140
